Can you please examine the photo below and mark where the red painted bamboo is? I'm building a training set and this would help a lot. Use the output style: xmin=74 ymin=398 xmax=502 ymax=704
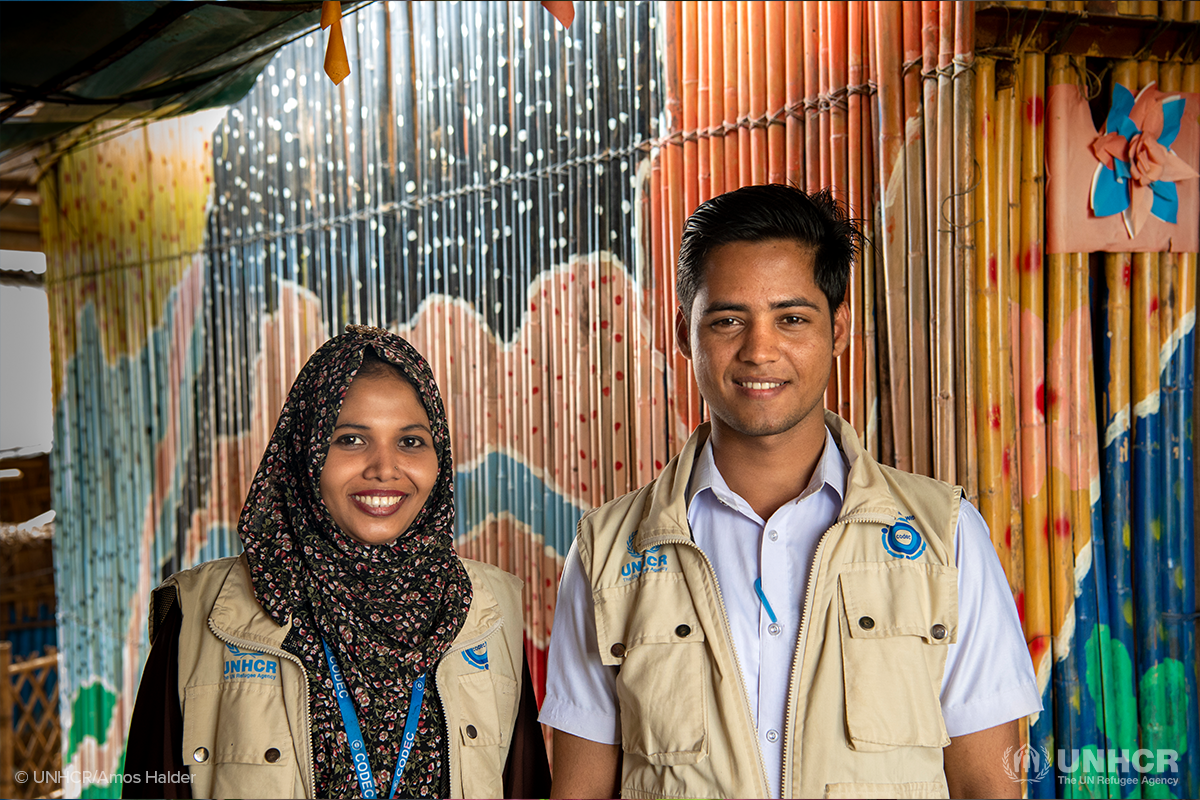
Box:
xmin=848 ymin=0 xmax=865 ymax=438
xmin=766 ymin=0 xmax=786 ymax=184
xmin=723 ymin=1 xmax=740 ymax=190
xmin=683 ymin=1 xmax=700 ymax=215
xmin=708 ymin=1 xmax=726 ymax=198
xmin=785 ymin=1 xmax=803 ymax=187
xmin=749 ymin=0 xmax=767 ymax=186
xmin=697 ymin=2 xmax=711 ymax=203
xmin=737 ymin=1 xmax=751 ymax=188
xmin=803 ymin=1 xmax=820 ymax=194
xmin=827 ymin=1 xmax=851 ymax=421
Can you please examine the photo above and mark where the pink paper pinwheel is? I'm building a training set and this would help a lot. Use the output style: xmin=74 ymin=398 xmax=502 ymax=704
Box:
xmin=1088 ymin=82 xmax=1198 ymax=239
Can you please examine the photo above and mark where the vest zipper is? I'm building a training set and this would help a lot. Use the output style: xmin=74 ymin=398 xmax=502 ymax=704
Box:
xmin=207 ymin=620 xmax=316 ymax=798
xmin=779 ymin=512 xmax=891 ymax=798
xmin=652 ymin=535 xmax=772 ymax=798
xmin=435 ymin=616 xmax=503 ymax=797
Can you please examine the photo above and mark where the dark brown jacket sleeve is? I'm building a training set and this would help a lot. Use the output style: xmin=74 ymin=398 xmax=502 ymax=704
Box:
xmin=502 ymin=654 xmax=552 ymax=799
xmin=123 ymin=596 xmax=192 ymax=799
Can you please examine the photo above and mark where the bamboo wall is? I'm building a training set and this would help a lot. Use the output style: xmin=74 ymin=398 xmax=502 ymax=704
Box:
xmin=40 ymin=2 xmax=1196 ymax=797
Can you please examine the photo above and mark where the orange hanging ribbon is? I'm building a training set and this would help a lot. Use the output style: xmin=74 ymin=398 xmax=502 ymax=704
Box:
xmin=540 ymin=1 xmax=575 ymax=29
xmin=320 ymin=1 xmax=350 ymax=85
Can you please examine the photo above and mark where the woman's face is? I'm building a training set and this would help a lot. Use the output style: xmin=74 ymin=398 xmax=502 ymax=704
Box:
xmin=319 ymin=370 xmax=440 ymax=545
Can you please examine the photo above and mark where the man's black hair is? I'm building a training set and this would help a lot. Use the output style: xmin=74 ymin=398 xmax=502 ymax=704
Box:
xmin=675 ymin=184 xmax=861 ymax=318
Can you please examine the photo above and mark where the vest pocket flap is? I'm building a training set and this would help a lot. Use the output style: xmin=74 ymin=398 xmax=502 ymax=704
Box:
xmin=183 ymin=682 xmax=294 ymax=767
xmin=594 ymin=572 xmax=705 ymax=666
xmin=838 ymin=562 xmax=957 ymax=644
xmin=456 ymin=670 xmax=515 ymax=748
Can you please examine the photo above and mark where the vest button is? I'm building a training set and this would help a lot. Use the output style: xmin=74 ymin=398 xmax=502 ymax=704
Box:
xmin=466 ymin=724 xmax=478 ymax=739
xmin=858 ymin=616 xmax=875 ymax=630
xmin=264 ymin=748 xmax=281 ymax=763
xmin=193 ymin=747 xmax=209 ymax=764
xmin=675 ymin=624 xmax=691 ymax=638
xmin=610 ymin=643 xmax=626 ymax=658
xmin=931 ymin=623 xmax=947 ymax=640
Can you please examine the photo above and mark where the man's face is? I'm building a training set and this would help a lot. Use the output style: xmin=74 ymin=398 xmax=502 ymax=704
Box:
xmin=675 ymin=238 xmax=849 ymax=447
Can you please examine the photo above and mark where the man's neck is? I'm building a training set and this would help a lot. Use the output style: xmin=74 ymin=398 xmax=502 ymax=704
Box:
xmin=708 ymin=417 xmax=828 ymax=521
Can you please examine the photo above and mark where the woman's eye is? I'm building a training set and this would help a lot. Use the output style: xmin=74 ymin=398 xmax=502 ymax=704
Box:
xmin=335 ymin=434 xmax=365 ymax=446
xmin=400 ymin=436 xmax=427 ymax=449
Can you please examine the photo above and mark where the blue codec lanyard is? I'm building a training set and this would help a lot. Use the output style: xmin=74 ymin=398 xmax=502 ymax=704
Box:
xmin=321 ymin=638 xmax=426 ymax=799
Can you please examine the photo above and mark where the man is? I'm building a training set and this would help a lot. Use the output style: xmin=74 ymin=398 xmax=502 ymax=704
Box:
xmin=540 ymin=185 xmax=1040 ymax=799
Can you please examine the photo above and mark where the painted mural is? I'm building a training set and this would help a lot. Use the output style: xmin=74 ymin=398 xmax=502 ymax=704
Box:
xmin=40 ymin=2 xmax=1196 ymax=798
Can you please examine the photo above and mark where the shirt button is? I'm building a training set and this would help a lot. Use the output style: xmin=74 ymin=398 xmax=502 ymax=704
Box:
xmin=768 ymin=622 xmax=782 ymax=636
xmin=768 ymin=530 xmax=778 ymax=541
xmin=766 ymin=729 xmax=779 ymax=743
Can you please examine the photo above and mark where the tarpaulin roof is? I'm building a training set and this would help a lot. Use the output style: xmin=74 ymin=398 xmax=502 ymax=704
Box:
xmin=0 ymin=1 xmax=369 ymax=161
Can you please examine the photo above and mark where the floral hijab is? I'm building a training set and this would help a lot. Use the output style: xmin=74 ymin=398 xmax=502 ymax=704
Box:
xmin=238 ymin=325 xmax=472 ymax=797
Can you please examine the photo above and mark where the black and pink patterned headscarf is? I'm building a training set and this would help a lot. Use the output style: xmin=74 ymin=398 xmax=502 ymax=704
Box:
xmin=238 ymin=325 xmax=471 ymax=798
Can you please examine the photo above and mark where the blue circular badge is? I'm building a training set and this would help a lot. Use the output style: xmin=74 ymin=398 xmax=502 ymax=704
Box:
xmin=881 ymin=521 xmax=926 ymax=559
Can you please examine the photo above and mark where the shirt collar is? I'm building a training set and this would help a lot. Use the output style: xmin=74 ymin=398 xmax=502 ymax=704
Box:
xmin=687 ymin=423 xmax=849 ymax=519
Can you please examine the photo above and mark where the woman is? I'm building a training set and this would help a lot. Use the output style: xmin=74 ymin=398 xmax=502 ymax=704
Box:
xmin=125 ymin=325 xmax=549 ymax=799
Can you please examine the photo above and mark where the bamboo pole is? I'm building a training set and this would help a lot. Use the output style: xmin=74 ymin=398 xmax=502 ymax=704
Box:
xmin=766 ymin=1 xmax=786 ymax=185
xmin=1017 ymin=46 xmax=1054 ymax=798
xmin=683 ymin=0 xmax=699 ymax=214
xmin=748 ymin=0 xmax=767 ymax=186
xmin=974 ymin=54 xmax=1009 ymax=588
xmin=866 ymin=2 xmax=889 ymax=465
xmin=697 ymin=1 xmax=711 ymax=203
xmin=803 ymin=1 xmax=820 ymax=194
xmin=862 ymin=2 xmax=879 ymax=458
xmin=708 ymin=1 xmax=726 ymax=198
xmin=828 ymin=1 xmax=851 ymax=422
xmin=1130 ymin=57 xmax=1175 ymax=800
xmin=952 ymin=1 xmax=976 ymax=502
xmin=737 ymin=1 xmax=751 ymax=188
xmin=0 ymin=642 xmax=12 ymax=800
xmin=933 ymin=0 xmax=956 ymax=484
xmin=903 ymin=0 xmax=932 ymax=476
xmin=723 ymin=1 xmax=740 ymax=191
xmin=1178 ymin=57 xmax=1200 ymax=800
xmin=785 ymin=1 xmax=803 ymax=187
xmin=819 ymin=0 xmax=838 ymax=415
xmin=848 ymin=0 xmax=865 ymax=439
xmin=873 ymin=0 xmax=912 ymax=471
xmin=1156 ymin=55 xmax=1199 ymax=797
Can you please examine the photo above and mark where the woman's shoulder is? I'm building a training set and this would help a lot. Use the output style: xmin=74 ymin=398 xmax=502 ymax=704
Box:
xmin=459 ymin=557 xmax=523 ymax=594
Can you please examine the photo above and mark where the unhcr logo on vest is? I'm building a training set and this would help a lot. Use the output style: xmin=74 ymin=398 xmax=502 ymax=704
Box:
xmin=620 ymin=532 xmax=668 ymax=583
xmin=223 ymin=643 xmax=280 ymax=682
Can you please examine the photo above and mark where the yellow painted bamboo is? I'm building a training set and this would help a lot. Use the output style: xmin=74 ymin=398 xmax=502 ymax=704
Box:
xmin=1018 ymin=48 xmax=1052 ymax=686
xmin=1045 ymin=52 xmax=1075 ymax=690
xmin=974 ymin=56 xmax=1010 ymax=581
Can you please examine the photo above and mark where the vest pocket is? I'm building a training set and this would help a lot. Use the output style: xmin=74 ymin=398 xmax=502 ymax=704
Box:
xmin=182 ymin=681 xmax=295 ymax=798
xmin=597 ymin=574 xmax=708 ymax=766
xmin=837 ymin=563 xmax=956 ymax=750
xmin=457 ymin=670 xmax=517 ymax=799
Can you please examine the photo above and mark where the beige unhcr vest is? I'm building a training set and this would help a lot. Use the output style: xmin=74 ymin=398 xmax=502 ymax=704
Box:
xmin=577 ymin=411 xmax=961 ymax=799
xmin=151 ymin=554 xmax=523 ymax=799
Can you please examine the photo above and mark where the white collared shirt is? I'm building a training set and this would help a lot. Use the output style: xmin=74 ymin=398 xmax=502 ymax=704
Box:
xmin=540 ymin=428 xmax=1041 ymax=797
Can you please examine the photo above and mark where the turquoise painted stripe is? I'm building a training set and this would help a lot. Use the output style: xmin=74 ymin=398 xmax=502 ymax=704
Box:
xmin=454 ymin=451 xmax=592 ymax=560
